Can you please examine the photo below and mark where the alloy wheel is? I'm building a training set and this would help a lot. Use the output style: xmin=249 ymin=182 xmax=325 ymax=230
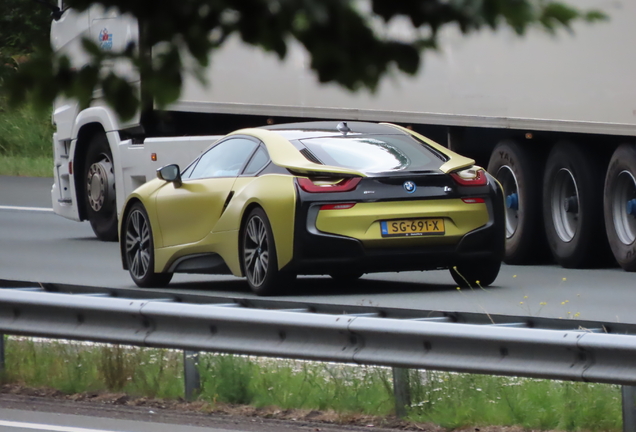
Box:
xmin=244 ymin=215 xmax=269 ymax=287
xmin=126 ymin=209 xmax=151 ymax=279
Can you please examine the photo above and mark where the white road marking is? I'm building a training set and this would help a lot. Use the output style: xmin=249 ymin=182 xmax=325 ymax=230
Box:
xmin=0 ymin=419 xmax=124 ymax=431
xmin=0 ymin=205 xmax=53 ymax=212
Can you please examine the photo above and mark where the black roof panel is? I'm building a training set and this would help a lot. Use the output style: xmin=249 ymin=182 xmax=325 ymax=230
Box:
xmin=261 ymin=121 xmax=405 ymax=141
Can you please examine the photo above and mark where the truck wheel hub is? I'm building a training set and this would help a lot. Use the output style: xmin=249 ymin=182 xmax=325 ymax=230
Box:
xmin=87 ymin=158 xmax=114 ymax=212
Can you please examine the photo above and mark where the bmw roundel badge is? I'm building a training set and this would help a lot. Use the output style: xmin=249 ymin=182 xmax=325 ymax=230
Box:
xmin=403 ymin=181 xmax=416 ymax=193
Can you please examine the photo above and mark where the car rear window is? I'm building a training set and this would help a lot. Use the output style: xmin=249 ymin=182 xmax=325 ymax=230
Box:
xmin=299 ymin=135 xmax=445 ymax=173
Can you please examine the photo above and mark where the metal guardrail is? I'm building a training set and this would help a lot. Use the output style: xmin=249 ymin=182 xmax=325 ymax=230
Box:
xmin=1 ymin=281 xmax=636 ymax=429
xmin=5 ymin=279 xmax=636 ymax=332
xmin=0 ymin=286 xmax=635 ymax=384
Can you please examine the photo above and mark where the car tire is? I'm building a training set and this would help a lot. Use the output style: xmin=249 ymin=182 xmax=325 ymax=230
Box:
xmin=450 ymin=259 xmax=501 ymax=288
xmin=241 ymin=207 xmax=295 ymax=296
xmin=123 ymin=203 xmax=173 ymax=287
xmin=84 ymin=133 xmax=118 ymax=241
xmin=604 ymin=144 xmax=636 ymax=271
xmin=487 ymin=141 xmax=546 ymax=264
xmin=542 ymin=142 xmax=608 ymax=268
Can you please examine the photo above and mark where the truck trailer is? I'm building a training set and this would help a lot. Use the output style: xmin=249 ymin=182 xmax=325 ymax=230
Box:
xmin=49 ymin=0 xmax=636 ymax=271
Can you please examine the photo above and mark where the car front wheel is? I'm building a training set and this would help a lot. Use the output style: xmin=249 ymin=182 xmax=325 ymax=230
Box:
xmin=124 ymin=203 xmax=173 ymax=287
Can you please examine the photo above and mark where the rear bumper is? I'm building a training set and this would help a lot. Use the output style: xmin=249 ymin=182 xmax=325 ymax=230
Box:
xmin=283 ymin=175 xmax=505 ymax=275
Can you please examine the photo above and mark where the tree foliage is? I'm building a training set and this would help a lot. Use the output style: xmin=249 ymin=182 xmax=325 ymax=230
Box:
xmin=0 ymin=0 xmax=51 ymax=87
xmin=6 ymin=0 xmax=605 ymax=119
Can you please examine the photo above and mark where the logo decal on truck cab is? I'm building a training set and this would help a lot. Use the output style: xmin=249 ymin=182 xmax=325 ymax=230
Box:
xmin=99 ymin=28 xmax=113 ymax=50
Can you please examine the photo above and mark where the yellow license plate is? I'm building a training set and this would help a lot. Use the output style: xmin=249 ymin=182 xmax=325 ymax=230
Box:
xmin=380 ymin=218 xmax=445 ymax=237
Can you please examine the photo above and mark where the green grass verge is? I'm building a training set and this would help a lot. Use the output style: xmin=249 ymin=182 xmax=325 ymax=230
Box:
xmin=3 ymin=338 xmax=622 ymax=431
xmin=0 ymin=155 xmax=52 ymax=177
xmin=0 ymin=97 xmax=53 ymax=177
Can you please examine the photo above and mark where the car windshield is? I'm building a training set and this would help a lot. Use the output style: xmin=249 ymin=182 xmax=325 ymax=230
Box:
xmin=299 ymin=135 xmax=444 ymax=173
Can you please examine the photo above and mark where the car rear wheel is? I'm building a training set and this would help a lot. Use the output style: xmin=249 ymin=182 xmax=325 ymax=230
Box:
xmin=124 ymin=203 xmax=173 ymax=287
xmin=450 ymin=259 xmax=501 ymax=288
xmin=242 ymin=207 xmax=295 ymax=295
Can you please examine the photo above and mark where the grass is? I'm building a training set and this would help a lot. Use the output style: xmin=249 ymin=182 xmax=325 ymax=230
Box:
xmin=0 ymin=97 xmax=53 ymax=177
xmin=2 ymin=337 xmax=623 ymax=431
xmin=408 ymin=370 xmax=621 ymax=430
xmin=0 ymin=155 xmax=52 ymax=177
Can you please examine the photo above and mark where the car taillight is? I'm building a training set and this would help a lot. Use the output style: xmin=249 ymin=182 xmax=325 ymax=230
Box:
xmin=461 ymin=197 xmax=485 ymax=204
xmin=320 ymin=203 xmax=356 ymax=210
xmin=298 ymin=177 xmax=361 ymax=193
xmin=450 ymin=168 xmax=488 ymax=186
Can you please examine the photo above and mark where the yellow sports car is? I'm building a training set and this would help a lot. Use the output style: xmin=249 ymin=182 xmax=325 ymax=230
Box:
xmin=119 ymin=121 xmax=505 ymax=295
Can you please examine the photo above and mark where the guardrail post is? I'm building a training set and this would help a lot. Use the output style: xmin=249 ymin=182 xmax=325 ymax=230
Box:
xmin=392 ymin=367 xmax=411 ymax=418
xmin=184 ymin=350 xmax=200 ymax=401
xmin=623 ymin=386 xmax=636 ymax=432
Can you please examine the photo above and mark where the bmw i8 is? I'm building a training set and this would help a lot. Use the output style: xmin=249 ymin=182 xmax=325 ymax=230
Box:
xmin=120 ymin=121 xmax=505 ymax=295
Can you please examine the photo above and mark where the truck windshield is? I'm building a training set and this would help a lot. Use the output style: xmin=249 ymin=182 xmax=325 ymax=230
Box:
xmin=299 ymin=135 xmax=444 ymax=174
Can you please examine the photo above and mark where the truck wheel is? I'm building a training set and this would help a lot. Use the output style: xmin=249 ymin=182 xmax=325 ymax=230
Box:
xmin=450 ymin=259 xmax=501 ymax=288
xmin=241 ymin=207 xmax=296 ymax=295
xmin=84 ymin=133 xmax=118 ymax=241
xmin=604 ymin=144 xmax=636 ymax=271
xmin=542 ymin=143 xmax=607 ymax=268
xmin=487 ymin=141 xmax=544 ymax=264
xmin=123 ymin=203 xmax=173 ymax=287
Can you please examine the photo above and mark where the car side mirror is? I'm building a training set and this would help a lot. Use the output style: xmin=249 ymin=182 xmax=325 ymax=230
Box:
xmin=157 ymin=164 xmax=182 ymax=188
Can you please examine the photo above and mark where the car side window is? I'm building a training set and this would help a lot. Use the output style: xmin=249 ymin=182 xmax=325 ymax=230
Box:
xmin=242 ymin=146 xmax=270 ymax=176
xmin=188 ymin=137 xmax=258 ymax=180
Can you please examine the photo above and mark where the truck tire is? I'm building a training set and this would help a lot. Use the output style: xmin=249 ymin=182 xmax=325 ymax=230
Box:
xmin=604 ymin=144 xmax=636 ymax=271
xmin=84 ymin=133 xmax=118 ymax=241
xmin=487 ymin=141 xmax=545 ymax=264
xmin=542 ymin=143 xmax=608 ymax=268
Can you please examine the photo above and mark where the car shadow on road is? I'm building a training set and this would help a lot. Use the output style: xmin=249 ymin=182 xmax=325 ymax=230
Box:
xmin=291 ymin=277 xmax=457 ymax=296
xmin=168 ymin=276 xmax=462 ymax=297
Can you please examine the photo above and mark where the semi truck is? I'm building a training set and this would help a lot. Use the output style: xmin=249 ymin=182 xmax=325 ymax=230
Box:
xmin=49 ymin=0 xmax=636 ymax=271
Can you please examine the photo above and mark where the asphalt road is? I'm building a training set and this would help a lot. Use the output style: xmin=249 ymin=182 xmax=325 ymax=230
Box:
xmin=1 ymin=175 xmax=636 ymax=324
xmin=0 ymin=393 xmax=375 ymax=432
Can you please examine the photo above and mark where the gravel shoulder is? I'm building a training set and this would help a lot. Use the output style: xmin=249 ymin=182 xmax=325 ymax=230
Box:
xmin=0 ymin=386 xmax=437 ymax=432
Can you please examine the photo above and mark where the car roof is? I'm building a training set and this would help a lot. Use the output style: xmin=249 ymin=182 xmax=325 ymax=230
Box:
xmin=227 ymin=121 xmax=475 ymax=176
xmin=260 ymin=121 xmax=406 ymax=141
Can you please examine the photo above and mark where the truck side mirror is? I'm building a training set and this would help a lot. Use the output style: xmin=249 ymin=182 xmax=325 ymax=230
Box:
xmin=157 ymin=164 xmax=182 ymax=188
